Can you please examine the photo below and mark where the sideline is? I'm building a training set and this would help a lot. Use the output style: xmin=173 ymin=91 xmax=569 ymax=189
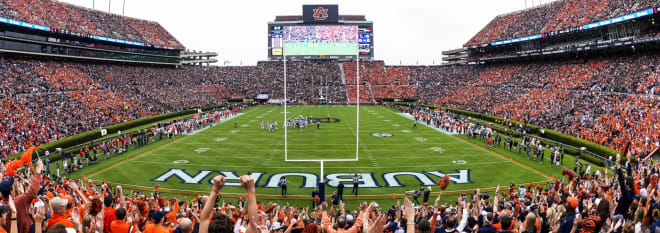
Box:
xmin=387 ymin=106 xmax=553 ymax=181
xmin=86 ymin=111 xmax=248 ymax=179
xmin=85 ymin=180 xmax=553 ymax=200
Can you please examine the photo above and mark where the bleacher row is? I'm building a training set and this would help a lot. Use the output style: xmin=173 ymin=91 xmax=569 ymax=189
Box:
xmin=0 ymin=0 xmax=183 ymax=49
xmin=465 ymin=0 xmax=658 ymax=46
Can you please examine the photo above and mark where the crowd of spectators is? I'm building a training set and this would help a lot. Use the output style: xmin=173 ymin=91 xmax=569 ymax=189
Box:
xmin=414 ymin=53 xmax=660 ymax=158
xmin=465 ymin=0 xmax=659 ymax=46
xmin=0 ymin=58 xmax=238 ymax=159
xmin=0 ymin=59 xmax=158 ymax=159
xmin=0 ymin=144 xmax=656 ymax=233
xmin=0 ymin=59 xmax=357 ymax=158
xmin=1 ymin=52 xmax=658 ymax=171
xmin=0 ymin=0 xmax=182 ymax=49
xmin=342 ymin=61 xmax=417 ymax=102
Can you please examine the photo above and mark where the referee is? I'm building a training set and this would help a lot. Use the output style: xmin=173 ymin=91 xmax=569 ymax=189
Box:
xmin=279 ymin=177 xmax=289 ymax=197
xmin=351 ymin=173 xmax=361 ymax=196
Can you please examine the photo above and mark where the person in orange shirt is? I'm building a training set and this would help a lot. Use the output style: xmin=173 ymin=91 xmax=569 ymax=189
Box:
xmin=47 ymin=196 xmax=74 ymax=229
xmin=111 ymin=207 xmax=139 ymax=233
xmin=144 ymin=211 xmax=169 ymax=233
xmin=104 ymin=191 xmax=118 ymax=233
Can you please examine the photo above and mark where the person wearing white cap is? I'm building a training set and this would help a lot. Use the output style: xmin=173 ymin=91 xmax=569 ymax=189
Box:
xmin=271 ymin=221 xmax=282 ymax=232
xmin=47 ymin=196 xmax=74 ymax=229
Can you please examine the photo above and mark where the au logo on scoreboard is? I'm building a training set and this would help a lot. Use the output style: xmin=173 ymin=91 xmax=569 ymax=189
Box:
xmin=303 ymin=5 xmax=338 ymax=23
xmin=312 ymin=7 xmax=329 ymax=21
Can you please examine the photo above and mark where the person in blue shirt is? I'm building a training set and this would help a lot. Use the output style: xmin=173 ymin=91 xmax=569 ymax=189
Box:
xmin=614 ymin=154 xmax=634 ymax=218
xmin=558 ymin=197 xmax=579 ymax=233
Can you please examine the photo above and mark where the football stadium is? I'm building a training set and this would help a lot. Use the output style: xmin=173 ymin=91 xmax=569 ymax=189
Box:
xmin=0 ymin=1 xmax=658 ymax=233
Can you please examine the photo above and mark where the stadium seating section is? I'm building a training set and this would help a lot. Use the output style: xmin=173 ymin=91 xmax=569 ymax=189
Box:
xmin=465 ymin=0 xmax=658 ymax=46
xmin=0 ymin=0 xmax=183 ymax=49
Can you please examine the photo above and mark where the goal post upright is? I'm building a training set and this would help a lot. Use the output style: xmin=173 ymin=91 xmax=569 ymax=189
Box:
xmin=284 ymin=48 xmax=287 ymax=161
xmin=355 ymin=46 xmax=359 ymax=161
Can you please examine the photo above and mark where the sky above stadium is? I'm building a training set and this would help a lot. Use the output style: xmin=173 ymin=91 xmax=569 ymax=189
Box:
xmin=59 ymin=0 xmax=556 ymax=65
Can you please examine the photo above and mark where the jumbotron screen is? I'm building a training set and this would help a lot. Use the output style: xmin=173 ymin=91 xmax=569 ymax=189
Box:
xmin=282 ymin=25 xmax=358 ymax=56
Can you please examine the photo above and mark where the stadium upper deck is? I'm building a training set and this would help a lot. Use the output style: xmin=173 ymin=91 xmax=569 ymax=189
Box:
xmin=465 ymin=0 xmax=658 ymax=47
xmin=0 ymin=0 xmax=183 ymax=49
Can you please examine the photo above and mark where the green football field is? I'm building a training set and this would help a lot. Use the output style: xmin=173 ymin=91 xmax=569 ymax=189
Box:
xmin=85 ymin=105 xmax=553 ymax=198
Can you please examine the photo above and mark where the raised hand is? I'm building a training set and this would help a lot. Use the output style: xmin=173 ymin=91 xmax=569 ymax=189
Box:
xmin=290 ymin=218 xmax=297 ymax=227
xmin=34 ymin=206 xmax=46 ymax=222
xmin=403 ymin=197 xmax=414 ymax=220
xmin=363 ymin=201 xmax=377 ymax=225
xmin=614 ymin=219 xmax=623 ymax=231
xmin=71 ymin=205 xmax=81 ymax=229
xmin=87 ymin=217 xmax=97 ymax=233
xmin=212 ymin=175 xmax=226 ymax=191
xmin=36 ymin=160 xmax=44 ymax=174
xmin=8 ymin=195 xmax=16 ymax=214
xmin=249 ymin=213 xmax=269 ymax=233
xmin=366 ymin=214 xmax=390 ymax=233
xmin=240 ymin=175 xmax=255 ymax=192
xmin=70 ymin=180 xmax=80 ymax=191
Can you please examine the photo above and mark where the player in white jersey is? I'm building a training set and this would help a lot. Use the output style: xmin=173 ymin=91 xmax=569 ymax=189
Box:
xmin=261 ymin=120 xmax=264 ymax=130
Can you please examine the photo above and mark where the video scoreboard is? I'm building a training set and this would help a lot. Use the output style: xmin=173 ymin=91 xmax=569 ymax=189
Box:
xmin=268 ymin=5 xmax=373 ymax=61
